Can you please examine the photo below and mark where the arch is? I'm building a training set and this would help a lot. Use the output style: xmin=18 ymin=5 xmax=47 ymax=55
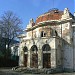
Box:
xmin=42 ymin=44 xmax=51 ymax=68
xmin=30 ymin=45 xmax=38 ymax=68
xmin=30 ymin=45 xmax=38 ymax=51
xmin=41 ymin=31 xmax=46 ymax=37
xmin=41 ymin=31 xmax=44 ymax=37
xmin=23 ymin=46 xmax=28 ymax=67
xmin=55 ymin=30 xmax=58 ymax=36
xmin=23 ymin=46 xmax=28 ymax=52
xmin=42 ymin=44 xmax=51 ymax=51
xmin=50 ymin=28 xmax=54 ymax=36
xmin=50 ymin=28 xmax=58 ymax=37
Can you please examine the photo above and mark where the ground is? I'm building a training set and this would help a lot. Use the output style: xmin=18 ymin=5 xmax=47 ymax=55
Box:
xmin=0 ymin=68 xmax=21 ymax=75
xmin=0 ymin=68 xmax=75 ymax=75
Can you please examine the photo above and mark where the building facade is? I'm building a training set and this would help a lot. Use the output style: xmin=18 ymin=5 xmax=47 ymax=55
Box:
xmin=19 ymin=8 xmax=75 ymax=71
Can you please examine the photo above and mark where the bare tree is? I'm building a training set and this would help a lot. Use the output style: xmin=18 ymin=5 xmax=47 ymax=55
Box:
xmin=0 ymin=11 xmax=23 ymax=58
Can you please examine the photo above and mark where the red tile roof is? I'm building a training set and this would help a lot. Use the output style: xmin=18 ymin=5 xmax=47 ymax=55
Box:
xmin=36 ymin=9 xmax=63 ymax=24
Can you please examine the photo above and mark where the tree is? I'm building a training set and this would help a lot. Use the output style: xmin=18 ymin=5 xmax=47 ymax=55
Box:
xmin=0 ymin=11 xmax=23 ymax=58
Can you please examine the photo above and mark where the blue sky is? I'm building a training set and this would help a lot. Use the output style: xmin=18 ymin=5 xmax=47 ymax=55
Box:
xmin=0 ymin=0 xmax=74 ymax=29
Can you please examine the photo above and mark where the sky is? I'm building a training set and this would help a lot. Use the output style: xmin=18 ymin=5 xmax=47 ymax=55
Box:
xmin=0 ymin=0 xmax=74 ymax=29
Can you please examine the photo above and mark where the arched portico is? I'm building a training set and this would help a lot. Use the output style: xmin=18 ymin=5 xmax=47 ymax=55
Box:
xmin=23 ymin=46 xmax=28 ymax=67
xmin=42 ymin=44 xmax=51 ymax=68
xmin=30 ymin=45 xmax=38 ymax=68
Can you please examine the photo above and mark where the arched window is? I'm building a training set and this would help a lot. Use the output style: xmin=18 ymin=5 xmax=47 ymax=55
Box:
xmin=55 ymin=30 xmax=58 ymax=36
xmin=23 ymin=46 xmax=28 ymax=52
xmin=41 ymin=31 xmax=46 ymax=37
xmin=31 ymin=45 xmax=38 ymax=51
xmin=50 ymin=28 xmax=54 ymax=36
xmin=42 ymin=44 xmax=51 ymax=51
xmin=41 ymin=31 xmax=44 ymax=37
xmin=50 ymin=29 xmax=58 ymax=37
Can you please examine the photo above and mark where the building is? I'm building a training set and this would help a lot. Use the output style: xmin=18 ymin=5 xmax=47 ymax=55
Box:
xmin=11 ymin=43 xmax=19 ymax=58
xmin=19 ymin=8 xmax=75 ymax=71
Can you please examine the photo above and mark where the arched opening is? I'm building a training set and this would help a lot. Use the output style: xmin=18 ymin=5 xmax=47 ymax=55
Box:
xmin=31 ymin=45 xmax=38 ymax=51
xmin=50 ymin=28 xmax=58 ymax=37
xmin=55 ymin=30 xmax=58 ymax=36
xmin=50 ymin=28 xmax=54 ymax=37
xmin=42 ymin=44 xmax=51 ymax=51
xmin=23 ymin=46 xmax=28 ymax=67
xmin=41 ymin=31 xmax=46 ymax=37
xmin=42 ymin=44 xmax=51 ymax=68
xmin=23 ymin=46 xmax=28 ymax=52
xmin=30 ymin=45 xmax=38 ymax=68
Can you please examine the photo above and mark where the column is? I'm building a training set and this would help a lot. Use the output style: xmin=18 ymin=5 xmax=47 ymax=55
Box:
xmin=19 ymin=50 xmax=24 ymax=66
xmin=27 ymin=49 xmax=31 ymax=68
xmin=38 ymin=46 xmax=43 ymax=69
xmin=51 ymin=49 xmax=56 ymax=68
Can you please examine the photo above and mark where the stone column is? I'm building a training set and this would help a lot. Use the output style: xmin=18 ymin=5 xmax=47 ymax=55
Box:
xmin=27 ymin=49 xmax=31 ymax=68
xmin=38 ymin=46 xmax=43 ymax=69
xmin=19 ymin=50 xmax=24 ymax=66
xmin=51 ymin=49 xmax=56 ymax=68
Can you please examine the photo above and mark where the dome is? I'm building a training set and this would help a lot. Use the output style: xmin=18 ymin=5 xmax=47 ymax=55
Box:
xmin=36 ymin=8 xmax=63 ymax=24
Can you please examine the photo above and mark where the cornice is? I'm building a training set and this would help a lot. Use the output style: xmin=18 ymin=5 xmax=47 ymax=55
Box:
xmin=26 ymin=18 xmax=73 ymax=32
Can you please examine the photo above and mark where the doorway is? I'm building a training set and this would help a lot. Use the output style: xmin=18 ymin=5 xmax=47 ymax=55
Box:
xmin=24 ymin=54 xmax=28 ymax=67
xmin=31 ymin=54 xmax=38 ymax=68
xmin=43 ymin=53 xmax=51 ymax=68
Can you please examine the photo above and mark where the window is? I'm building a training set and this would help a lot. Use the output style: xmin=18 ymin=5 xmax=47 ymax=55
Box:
xmin=50 ymin=29 xmax=58 ymax=37
xmin=41 ymin=31 xmax=46 ymax=37
xmin=55 ymin=30 xmax=58 ymax=36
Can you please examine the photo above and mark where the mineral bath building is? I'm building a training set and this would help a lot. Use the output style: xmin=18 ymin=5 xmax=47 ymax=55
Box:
xmin=19 ymin=8 xmax=75 ymax=71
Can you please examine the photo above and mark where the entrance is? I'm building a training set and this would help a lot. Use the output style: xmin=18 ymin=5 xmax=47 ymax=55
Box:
xmin=31 ymin=54 xmax=38 ymax=68
xmin=24 ymin=54 xmax=28 ymax=67
xmin=43 ymin=53 xmax=51 ymax=68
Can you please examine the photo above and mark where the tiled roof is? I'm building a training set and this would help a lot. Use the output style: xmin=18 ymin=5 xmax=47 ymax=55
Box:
xmin=36 ymin=9 xmax=63 ymax=24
